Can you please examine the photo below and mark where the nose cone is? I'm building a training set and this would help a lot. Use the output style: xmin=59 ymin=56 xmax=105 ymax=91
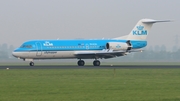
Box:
xmin=12 ymin=51 xmax=18 ymax=57
xmin=12 ymin=51 xmax=22 ymax=58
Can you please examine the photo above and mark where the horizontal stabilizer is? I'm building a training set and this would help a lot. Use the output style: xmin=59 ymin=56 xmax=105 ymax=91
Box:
xmin=142 ymin=19 xmax=171 ymax=23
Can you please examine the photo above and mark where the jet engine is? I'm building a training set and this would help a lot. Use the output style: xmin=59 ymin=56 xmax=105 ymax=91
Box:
xmin=106 ymin=41 xmax=132 ymax=51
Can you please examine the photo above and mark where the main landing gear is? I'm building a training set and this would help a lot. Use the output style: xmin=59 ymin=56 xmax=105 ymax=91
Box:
xmin=77 ymin=59 xmax=101 ymax=66
xmin=93 ymin=60 xmax=100 ymax=66
xmin=29 ymin=61 xmax=34 ymax=66
xmin=77 ymin=60 xmax=85 ymax=66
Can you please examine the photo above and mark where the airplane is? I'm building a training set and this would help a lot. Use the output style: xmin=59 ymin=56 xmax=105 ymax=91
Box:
xmin=12 ymin=19 xmax=170 ymax=66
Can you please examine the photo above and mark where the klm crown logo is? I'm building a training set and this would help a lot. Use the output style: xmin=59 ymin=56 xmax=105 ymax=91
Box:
xmin=43 ymin=41 xmax=53 ymax=46
xmin=132 ymin=25 xmax=147 ymax=35
xmin=136 ymin=25 xmax=144 ymax=30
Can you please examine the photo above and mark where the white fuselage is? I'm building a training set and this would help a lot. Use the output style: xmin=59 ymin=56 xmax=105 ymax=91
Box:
xmin=13 ymin=50 xmax=100 ymax=59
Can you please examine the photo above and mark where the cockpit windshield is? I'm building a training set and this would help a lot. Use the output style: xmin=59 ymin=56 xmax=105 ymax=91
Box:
xmin=20 ymin=45 xmax=32 ymax=48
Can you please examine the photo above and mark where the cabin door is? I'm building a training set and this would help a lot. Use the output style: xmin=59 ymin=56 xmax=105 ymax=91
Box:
xmin=36 ymin=42 xmax=42 ymax=56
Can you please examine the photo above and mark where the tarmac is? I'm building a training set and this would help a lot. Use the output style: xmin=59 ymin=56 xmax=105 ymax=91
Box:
xmin=0 ymin=65 xmax=179 ymax=69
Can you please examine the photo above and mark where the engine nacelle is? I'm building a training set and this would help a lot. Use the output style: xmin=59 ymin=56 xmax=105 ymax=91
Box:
xmin=106 ymin=42 xmax=131 ymax=51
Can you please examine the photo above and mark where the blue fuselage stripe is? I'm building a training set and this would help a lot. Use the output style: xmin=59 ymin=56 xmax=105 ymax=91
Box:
xmin=14 ymin=39 xmax=147 ymax=52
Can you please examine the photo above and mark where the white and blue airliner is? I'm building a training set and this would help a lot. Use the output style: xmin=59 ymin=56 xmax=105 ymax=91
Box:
xmin=12 ymin=19 xmax=170 ymax=66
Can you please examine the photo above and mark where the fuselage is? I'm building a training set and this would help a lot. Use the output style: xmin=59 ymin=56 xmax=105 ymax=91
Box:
xmin=12 ymin=39 xmax=147 ymax=59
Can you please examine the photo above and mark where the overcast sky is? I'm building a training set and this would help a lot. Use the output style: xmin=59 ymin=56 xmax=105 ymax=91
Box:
xmin=0 ymin=0 xmax=179 ymax=50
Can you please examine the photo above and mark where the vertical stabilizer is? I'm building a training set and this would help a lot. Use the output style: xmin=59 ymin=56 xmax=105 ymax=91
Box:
xmin=115 ymin=19 xmax=170 ymax=40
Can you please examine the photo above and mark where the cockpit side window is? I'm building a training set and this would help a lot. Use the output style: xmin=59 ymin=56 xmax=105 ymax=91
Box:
xmin=20 ymin=44 xmax=32 ymax=48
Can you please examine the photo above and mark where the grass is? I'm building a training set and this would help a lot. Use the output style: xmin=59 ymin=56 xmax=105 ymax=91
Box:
xmin=1 ymin=68 xmax=180 ymax=101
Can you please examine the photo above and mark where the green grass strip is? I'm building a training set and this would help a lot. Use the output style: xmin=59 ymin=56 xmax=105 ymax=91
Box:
xmin=0 ymin=68 xmax=180 ymax=101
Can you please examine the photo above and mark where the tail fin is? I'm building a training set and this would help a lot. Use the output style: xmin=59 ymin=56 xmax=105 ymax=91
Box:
xmin=115 ymin=19 xmax=171 ymax=40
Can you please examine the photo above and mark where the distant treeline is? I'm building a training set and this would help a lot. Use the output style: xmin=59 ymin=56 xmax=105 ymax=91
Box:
xmin=0 ymin=43 xmax=14 ymax=59
xmin=118 ymin=45 xmax=180 ymax=62
xmin=118 ymin=50 xmax=180 ymax=62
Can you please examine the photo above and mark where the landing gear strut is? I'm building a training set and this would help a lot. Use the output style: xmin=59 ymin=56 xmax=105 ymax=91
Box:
xmin=77 ymin=60 xmax=85 ymax=66
xmin=93 ymin=60 xmax=100 ymax=66
xmin=29 ymin=61 xmax=34 ymax=66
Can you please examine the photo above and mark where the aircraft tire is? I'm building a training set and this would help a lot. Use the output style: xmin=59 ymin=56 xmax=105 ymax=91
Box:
xmin=29 ymin=62 xmax=34 ymax=66
xmin=77 ymin=60 xmax=85 ymax=66
xmin=93 ymin=60 xmax=100 ymax=66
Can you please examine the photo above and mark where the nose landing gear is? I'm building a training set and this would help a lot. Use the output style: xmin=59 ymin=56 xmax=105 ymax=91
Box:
xmin=29 ymin=61 xmax=34 ymax=66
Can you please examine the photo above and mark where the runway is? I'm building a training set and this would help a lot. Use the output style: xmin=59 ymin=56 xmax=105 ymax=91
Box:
xmin=0 ymin=65 xmax=179 ymax=69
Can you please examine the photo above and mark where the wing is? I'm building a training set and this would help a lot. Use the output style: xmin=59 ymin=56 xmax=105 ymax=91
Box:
xmin=74 ymin=49 xmax=143 ymax=59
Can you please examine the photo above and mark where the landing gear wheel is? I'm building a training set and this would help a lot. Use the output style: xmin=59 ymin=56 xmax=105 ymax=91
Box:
xmin=93 ymin=60 xmax=100 ymax=66
xmin=29 ymin=62 xmax=34 ymax=66
xmin=77 ymin=60 xmax=85 ymax=66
